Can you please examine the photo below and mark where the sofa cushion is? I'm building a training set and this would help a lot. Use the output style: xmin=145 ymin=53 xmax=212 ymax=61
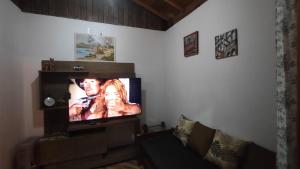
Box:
xmin=141 ymin=133 xmax=219 ymax=169
xmin=205 ymin=130 xmax=247 ymax=169
xmin=188 ymin=122 xmax=216 ymax=157
xmin=173 ymin=114 xmax=196 ymax=145
xmin=241 ymin=143 xmax=276 ymax=169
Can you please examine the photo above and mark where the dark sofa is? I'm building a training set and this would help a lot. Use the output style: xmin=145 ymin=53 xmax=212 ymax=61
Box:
xmin=139 ymin=124 xmax=275 ymax=169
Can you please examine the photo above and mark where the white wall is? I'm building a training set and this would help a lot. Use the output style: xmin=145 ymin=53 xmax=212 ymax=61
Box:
xmin=163 ymin=0 xmax=276 ymax=151
xmin=14 ymin=12 xmax=166 ymax=137
xmin=0 ymin=1 xmax=23 ymax=169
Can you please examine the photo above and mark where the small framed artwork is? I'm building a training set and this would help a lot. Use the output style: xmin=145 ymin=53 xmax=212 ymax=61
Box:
xmin=184 ymin=31 xmax=199 ymax=57
xmin=215 ymin=29 xmax=238 ymax=59
xmin=75 ymin=33 xmax=116 ymax=62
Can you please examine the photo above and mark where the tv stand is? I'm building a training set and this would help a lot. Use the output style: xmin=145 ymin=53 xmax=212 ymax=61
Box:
xmin=15 ymin=60 xmax=142 ymax=169
xmin=15 ymin=117 xmax=140 ymax=169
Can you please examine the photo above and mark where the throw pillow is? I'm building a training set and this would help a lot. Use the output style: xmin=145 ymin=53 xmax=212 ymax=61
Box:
xmin=173 ymin=114 xmax=195 ymax=145
xmin=205 ymin=130 xmax=248 ymax=169
xmin=187 ymin=122 xmax=216 ymax=157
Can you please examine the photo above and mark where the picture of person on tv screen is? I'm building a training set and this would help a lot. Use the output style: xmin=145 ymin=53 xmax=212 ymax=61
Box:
xmin=101 ymin=79 xmax=141 ymax=118
xmin=69 ymin=78 xmax=105 ymax=121
xmin=69 ymin=78 xmax=141 ymax=121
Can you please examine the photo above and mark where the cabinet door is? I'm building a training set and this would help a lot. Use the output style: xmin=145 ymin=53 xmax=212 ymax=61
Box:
xmin=106 ymin=119 xmax=137 ymax=148
xmin=35 ymin=132 xmax=107 ymax=166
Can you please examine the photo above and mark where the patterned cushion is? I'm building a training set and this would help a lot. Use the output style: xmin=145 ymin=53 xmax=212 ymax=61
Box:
xmin=173 ymin=114 xmax=195 ymax=145
xmin=205 ymin=130 xmax=247 ymax=169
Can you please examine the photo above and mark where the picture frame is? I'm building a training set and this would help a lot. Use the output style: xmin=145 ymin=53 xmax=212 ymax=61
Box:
xmin=75 ymin=33 xmax=116 ymax=62
xmin=184 ymin=31 xmax=199 ymax=57
xmin=215 ymin=29 xmax=238 ymax=59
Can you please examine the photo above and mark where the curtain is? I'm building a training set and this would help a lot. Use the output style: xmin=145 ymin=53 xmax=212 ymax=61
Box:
xmin=275 ymin=0 xmax=297 ymax=168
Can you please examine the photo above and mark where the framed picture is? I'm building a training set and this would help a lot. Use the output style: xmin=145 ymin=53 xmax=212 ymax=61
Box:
xmin=184 ymin=31 xmax=199 ymax=57
xmin=75 ymin=33 xmax=116 ymax=62
xmin=215 ymin=29 xmax=238 ymax=59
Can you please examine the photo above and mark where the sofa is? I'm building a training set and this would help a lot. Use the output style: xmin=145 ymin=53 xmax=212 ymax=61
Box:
xmin=138 ymin=120 xmax=275 ymax=169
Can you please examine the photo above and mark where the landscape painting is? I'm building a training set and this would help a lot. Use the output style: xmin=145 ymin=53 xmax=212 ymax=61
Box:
xmin=75 ymin=33 xmax=115 ymax=61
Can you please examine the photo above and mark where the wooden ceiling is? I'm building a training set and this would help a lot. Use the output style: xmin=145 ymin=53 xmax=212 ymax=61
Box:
xmin=11 ymin=0 xmax=206 ymax=31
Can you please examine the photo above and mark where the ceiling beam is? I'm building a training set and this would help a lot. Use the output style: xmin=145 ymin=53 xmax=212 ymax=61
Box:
xmin=171 ymin=0 xmax=206 ymax=25
xmin=131 ymin=0 xmax=170 ymax=22
xmin=164 ymin=0 xmax=183 ymax=11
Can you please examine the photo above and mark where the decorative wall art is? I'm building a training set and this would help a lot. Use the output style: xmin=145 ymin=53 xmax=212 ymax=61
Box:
xmin=215 ymin=29 xmax=238 ymax=59
xmin=75 ymin=33 xmax=115 ymax=61
xmin=184 ymin=31 xmax=199 ymax=57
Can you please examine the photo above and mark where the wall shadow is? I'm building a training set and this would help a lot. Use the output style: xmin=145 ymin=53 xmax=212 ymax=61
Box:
xmin=31 ymin=77 xmax=44 ymax=128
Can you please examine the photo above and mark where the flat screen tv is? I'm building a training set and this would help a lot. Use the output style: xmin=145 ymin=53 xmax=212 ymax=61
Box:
xmin=68 ymin=78 xmax=141 ymax=122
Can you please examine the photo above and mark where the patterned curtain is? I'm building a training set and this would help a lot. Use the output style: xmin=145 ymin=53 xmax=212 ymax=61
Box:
xmin=275 ymin=0 xmax=297 ymax=168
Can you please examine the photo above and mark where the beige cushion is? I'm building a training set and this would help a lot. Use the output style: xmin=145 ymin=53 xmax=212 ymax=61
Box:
xmin=173 ymin=114 xmax=195 ymax=145
xmin=187 ymin=122 xmax=215 ymax=157
xmin=205 ymin=130 xmax=247 ymax=169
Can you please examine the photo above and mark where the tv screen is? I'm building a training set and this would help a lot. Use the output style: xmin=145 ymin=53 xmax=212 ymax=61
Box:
xmin=69 ymin=78 xmax=141 ymax=122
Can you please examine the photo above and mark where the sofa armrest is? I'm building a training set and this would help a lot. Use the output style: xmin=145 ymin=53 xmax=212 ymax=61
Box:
xmin=136 ymin=128 xmax=174 ymax=142
xmin=240 ymin=143 xmax=275 ymax=169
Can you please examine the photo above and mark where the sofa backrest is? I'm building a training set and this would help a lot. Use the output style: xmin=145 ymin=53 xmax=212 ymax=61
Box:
xmin=186 ymin=121 xmax=276 ymax=169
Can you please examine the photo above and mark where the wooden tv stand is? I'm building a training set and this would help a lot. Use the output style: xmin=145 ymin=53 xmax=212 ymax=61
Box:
xmin=15 ymin=60 xmax=142 ymax=169
xmin=15 ymin=117 xmax=140 ymax=169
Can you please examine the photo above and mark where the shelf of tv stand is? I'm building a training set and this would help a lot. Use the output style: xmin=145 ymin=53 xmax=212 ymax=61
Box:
xmin=39 ymin=70 xmax=89 ymax=74
xmin=40 ymin=71 xmax=135 ymax=78
xmin=67 ymin=116 xmax=139 ymax=132
xmin=43 ymin=106 xmax=68 ymax=111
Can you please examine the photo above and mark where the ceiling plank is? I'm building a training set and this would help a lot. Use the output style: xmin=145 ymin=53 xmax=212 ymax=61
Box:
xmin=171 ymin=0 xmax=206 ymax=25
xmin=11 ymin=0 xmax=20 ymax=6
xmin=130 ymin=0 xmax=170 ymax=22
xmin=164 ymin=0 xmax=183 ymax=11
xmin=20 ymin=0 xmax=30 ymax=10
xmin=11 ymin=0 xmax=26 ymax=10
xmin=10 ymin=0 xmax=206 ymax=31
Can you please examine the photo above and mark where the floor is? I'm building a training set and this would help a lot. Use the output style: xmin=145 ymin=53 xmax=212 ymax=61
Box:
xmin=98 ymin=160 xmax=144 ymax=169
